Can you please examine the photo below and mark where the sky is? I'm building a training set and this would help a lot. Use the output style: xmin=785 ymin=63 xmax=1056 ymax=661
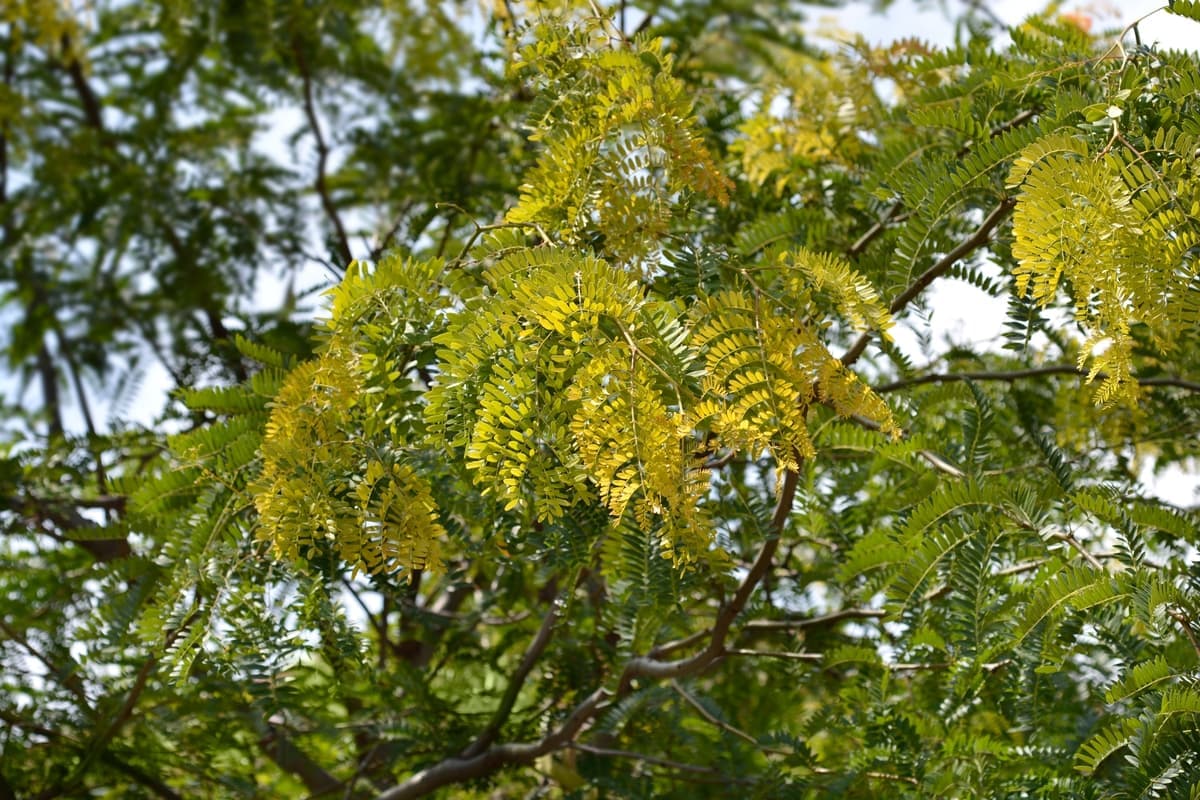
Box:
xmin=829 ymin=1 xmax=1189 ymax=47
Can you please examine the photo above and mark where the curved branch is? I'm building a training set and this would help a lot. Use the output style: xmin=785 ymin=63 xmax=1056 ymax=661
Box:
xmin=875 ymin=365 xmax=1200 ymax=394
xmin=619 ymin=467 xmax=797 ymax=691
xmin=376 ymin=466 xmax=801 ymax=799
xmin=846 ymin=110 xmax=1034 ymax=261
xmin=294 ymin=40 xmax=352 ymax=268
xmin=841 ymin=198 xmax=1016 ymax=367
xmin=373 ymin=687 xmax=610 ymax=800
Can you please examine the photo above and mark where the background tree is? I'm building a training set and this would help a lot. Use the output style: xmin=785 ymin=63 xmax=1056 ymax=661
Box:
xmin=3 ymin=1 xmax=1200 ymax=798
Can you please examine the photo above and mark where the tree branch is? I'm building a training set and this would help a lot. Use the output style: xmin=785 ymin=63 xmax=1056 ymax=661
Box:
xmin=294 ymin=40 xmax=352 ymax=268
xmin=373 ymin=687 xmax=611 ymax=800
xmin=848 ymin=204 xmax=907 ymax=258
xmin=723 ymin=648 xmax=822 ymax=662
xmin=671 ymin=679 xmax=792 ymax=755
xmin=619 ymin=467 xmax=798 ymax=690
xmin=35 ymin=344 xmax=65 ymax=438
xmin=61 ymin=38 xmax=104 ymax=132
xmin=257 ymin=718 xmax=344 ymax=797
xmin=846 ymin=110 xmax=1034 ymax=261
xmin=1168 ymin=609 xmax=1200 ymax=661
xmin=376 ymin=465 xmax=801 ymax=798
xmin=875 ymin=365 xmax=1200 ymax=394
xmin=569 ymin=742 xmax=753 ymax=783
xmin=0 ymin=617 xmax=89 ymax=702
xmin=841 ymin=198 xmax=1016 ymax=366
xmin=744 ymin=608 xmax=886 ymax=632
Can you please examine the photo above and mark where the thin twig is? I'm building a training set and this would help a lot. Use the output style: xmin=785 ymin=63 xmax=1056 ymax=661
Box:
xmin=570 ymin=742 xmax=753 ymax=783
xmin=724 ymin=648 xmax=822 ymax=662
xmin=648 ymin=627 xmax=712 ymax=659
xmin=875 ymin=366 xmax=1200 ymax=394
xmin=294 ymin=39 xmax=352 ymax=267
xmin=744 ymin=608 xmax=886 ymax=632
xmin=1168 ymin=609 xmax=1200 ymax=661
xmin=846 ymin=109 xmax=1034 ymax=260
xmin=848 ymin=204 xmax=906 ymax=258
xmin=670 ymin=680 xmax=792 ymax=756
xmin=812 ymin=765 xmax=921 ymax=786
xmin=889 ymin=658 xmax=1011 ymax=673
xmin=842 ymin=198 xmax=1016 ymax=366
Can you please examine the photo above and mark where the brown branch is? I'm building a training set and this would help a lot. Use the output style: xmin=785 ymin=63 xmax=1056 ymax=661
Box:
xmin=35 ymin=344 xmax=65 ymax=438
xmin=812 ymin=765 xmax=921 ymax=786
xmin=0 ymin=707 xmax=67 ymax=741
xmin=1168 ymin=609 xmax=1200 ymax=661
xmin=2 ymin=493 xmax=131 ymax=561
xmin=846 ymin=110 xmax=1034 ymax=261
xmin=724 ymin=648 xmax=822 ymax=661
xmin=0 ymin=617 xmax=89 ymax=702
xmin=841 ymin=198 xmax=1015 ymax=367
xmin=55 ymin=611 xmax=202 ymax=797
xmin=619 ymin=467 xmax=798 ymax=691
xmin=370 ymin=199 xmax=416 ymax=261
xmin=62 ymin=39 xmax=104 ymax=132
xmin=1048 ymin=528 xmax=1104 ymax=570
xmin=294 ymin=40 xmax=352 ymax=268
xmin=375 ymin=466 xmax=801 ymax=799
xmin=960 ymin=0 xmax=1007 ymax=28
xmin=744 ymin=608 xmax=886 ymax=632
xmin=0 ymin=707 xmax=181 ymax=800
xmin=257 ymin=719 xmax=344 ymax=797
xmin=890 ymin=658 xmax=1011 ymax=673
xmin=875 ymin=365 xmax=1200 ymax=394
xmin=49 ymin=326 xmax=98 ymax=439
xmin=648 ymin=627 xmax=712 ymax=659
xmin=373 ymin=687 xmax=611 ymax=800
xmin=848 ymin=204 xmax=906 ymax=258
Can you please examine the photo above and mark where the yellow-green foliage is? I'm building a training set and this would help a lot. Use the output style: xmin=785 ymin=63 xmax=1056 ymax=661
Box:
xmin=2 ymin=0 xmax=85 ymax=59
xmin=252 ymin=256 xmax=451 ymax=578
xmin=733 ymin=49 xmax=876 ymax=196
xmin=506 ymin=10 xmax=730 ymax=266
xmin=426 ymin=242 xmax=894 ymax=561
xmin=1009 ymin=128 xmax=1200 ymax=407
xmin=247 ymin=6 xmax=897 ymax=574
xmin=570 ymin=349 xmax=710 ymax=564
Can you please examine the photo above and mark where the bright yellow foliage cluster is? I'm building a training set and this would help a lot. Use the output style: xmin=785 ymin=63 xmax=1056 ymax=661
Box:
xmin=248 ymin=7 xmax=900 ymax=575
xmin=424 ymin=240 xmax=895 ymax=563
xmin=252 ymin=263 xmax=448 ymax=579
xmin=1009 ymin=127 xmax=1200 ymax=407
xmin=506 ymin=12 xmax=730 ymax=266
xmin=734 ymin=50 xmax=874 ymax=196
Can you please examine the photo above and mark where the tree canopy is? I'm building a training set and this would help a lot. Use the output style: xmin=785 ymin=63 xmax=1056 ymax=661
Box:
xmin=3 ymin=1 xmax=1200 ymax=797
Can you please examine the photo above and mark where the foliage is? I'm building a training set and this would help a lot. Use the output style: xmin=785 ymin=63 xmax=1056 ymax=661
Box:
xmin=3 ymin=1 xmax=1200 ymax=798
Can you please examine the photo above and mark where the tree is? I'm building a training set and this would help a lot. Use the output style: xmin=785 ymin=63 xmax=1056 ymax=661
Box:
xmin=3 ymin=1 xmax=1200 ymax=797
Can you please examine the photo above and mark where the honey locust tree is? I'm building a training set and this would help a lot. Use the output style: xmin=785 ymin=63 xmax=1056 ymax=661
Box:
xmin=5 ymin=0 xmax=1200 ymax=798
